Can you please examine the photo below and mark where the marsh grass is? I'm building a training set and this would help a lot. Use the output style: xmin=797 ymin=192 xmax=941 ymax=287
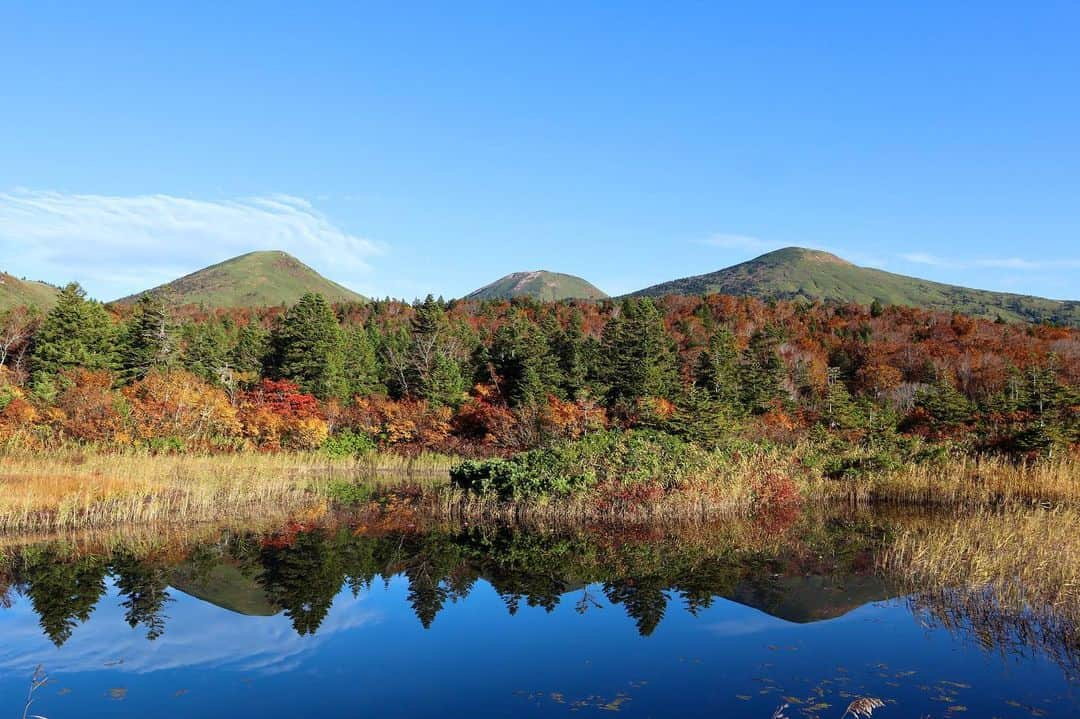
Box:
xmin=1 ymin=443 xmax=1077 ymax=534
xmin=0 ymin=450 xmax=455 ymax=533
xmin=823 ymin=454 xmax=1080 ymax=506
xmin=883 ymin=507 xmax=1080 ymax=677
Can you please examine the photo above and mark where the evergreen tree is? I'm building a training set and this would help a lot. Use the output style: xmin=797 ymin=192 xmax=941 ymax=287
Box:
xmin=694 ymin=327 xmax=741 ymax=410
xmin=915 ymin=374 xmax=973 ymax=427
xmin=30 ymin=282 xmax=117 ymax=379
xmin=406 ymin=295 xmax=467 ymax=407
xmin=823 ymin=366 xmax=861 ymax=429
xmin=555 ymin=311 xmax=589 ymax=400
xmin=119 ymin=294 xmax=176 ymax=381
xmin=268 ymin=293 xmax=347 ymax=400
xmin=179 ymin=319 xmax=230 ymax=384
xmin=488 ymin=309 xmax=561 ymax=407
xmin=737 ymin=330 xmax=785 ymax=414
xmin=601 ymin=298 xmax=678 ymax=409
xmin=231 ymin=323 xmax=269 ymax=377
xmin=341 ymin=325 xmax=383 ymax=398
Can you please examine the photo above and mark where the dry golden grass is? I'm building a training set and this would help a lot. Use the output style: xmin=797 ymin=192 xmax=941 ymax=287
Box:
xmin=818 ymin=453 xmax=1080 ymax=507
xmin=883 ymin=506 xmax=1080 ymax=677
xmin=0 ymin=450 xmax=455 ymax=533
xmin=883 ymin=506 xmax=1080 ymax=612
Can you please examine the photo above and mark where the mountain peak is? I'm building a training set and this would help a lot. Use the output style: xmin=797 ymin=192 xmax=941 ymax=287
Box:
xmin=466 ymin=270 xmax=608 ymax=301
xmin=116 ymin=251 xmax=365 ymax=308
xmin=757 ymin=247 xmax=854 ymax=266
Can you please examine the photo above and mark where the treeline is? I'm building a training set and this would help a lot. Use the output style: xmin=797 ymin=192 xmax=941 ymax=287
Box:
xmin=0 ymin=282 xmax=1077 ymax=455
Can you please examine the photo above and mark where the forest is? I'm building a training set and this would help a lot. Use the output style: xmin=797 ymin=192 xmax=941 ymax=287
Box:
xmin=0 ymin=282 xmax=1077 ymax=512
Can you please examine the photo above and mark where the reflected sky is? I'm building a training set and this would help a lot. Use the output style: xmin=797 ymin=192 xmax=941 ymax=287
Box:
xmin=0 ymin=523 xmax=1077 ymax=718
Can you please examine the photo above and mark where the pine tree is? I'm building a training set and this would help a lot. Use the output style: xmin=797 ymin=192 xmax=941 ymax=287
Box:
xmin=601 ymin=298 xmax=678 ymax=409
xmin=694 ymin=327 xmax=741 ymax=411
xmin=341 ymin=324 xmax=383 ymax=398
xmin=268 ymin=293 xmax=347 ymax=400
xmin=120 ymin=294 xmax=176 ymax=381
xmin=737 ymin=330 xmax=784 ymax=414
xmin=30 ymin=282 xmax=117 ymax=380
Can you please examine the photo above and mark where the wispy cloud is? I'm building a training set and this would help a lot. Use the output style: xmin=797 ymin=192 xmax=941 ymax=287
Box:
xmin=900 ymin=252 xmax=953 ymax=267
xmin=900 ymin=251 xmax=1080 ymax=271
xmin=698 ymin=233 xmax=783 ymax=253
xmin=0 ymin=189 xmax=384 ymax=300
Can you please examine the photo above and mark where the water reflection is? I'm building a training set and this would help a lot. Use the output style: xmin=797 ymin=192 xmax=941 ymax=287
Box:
xmin=1 ymin=514 xmax=895 ymax=642
xmin=0 ymin=511 xmax=1077 ymax=718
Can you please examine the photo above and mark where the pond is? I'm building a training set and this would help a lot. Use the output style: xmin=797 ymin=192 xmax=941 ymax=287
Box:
xmin=0 ymin=511 xmax=1076 ymax=718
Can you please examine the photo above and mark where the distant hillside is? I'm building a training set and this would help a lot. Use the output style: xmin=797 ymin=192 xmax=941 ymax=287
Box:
xmin=117 ymin=250 xmax=366 ymax=308
xmin=467 ymin=271 xmax=608 ymax=302
xmin=630 ymin=247 xmax=1080 ymax=325
xmin=0 ymin=272 xmax=59 ymax=311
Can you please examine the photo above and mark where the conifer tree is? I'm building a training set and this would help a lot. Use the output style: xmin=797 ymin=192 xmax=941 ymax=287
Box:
xmin=268 ymin=292 xmax=347 ymax=400
xmin=30 ymin=282 xmax=117 ymax=380
xmin=120 ymin=294 xmax=176 ymax=381
xmin=406 ymin=295 xmax=467 ymax=407
xmin=737 ymin=329 xmax=784 ymax=414
xmin=694 ymin=327 xmax=741 ymax=410
xmin=601 ymin=298 xmax=678 ymax=409
xmin=342 ymin=325 xmax=382 ymax=398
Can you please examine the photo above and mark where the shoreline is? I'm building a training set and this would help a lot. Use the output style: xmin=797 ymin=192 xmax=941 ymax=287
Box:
xmin=1 ymin=447 xmax=1076 ymax=534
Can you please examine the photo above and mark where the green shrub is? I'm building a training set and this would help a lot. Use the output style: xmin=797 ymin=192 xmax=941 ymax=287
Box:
xmin=450 ymin=429 xmax=709 ymax=500
xmin=326 ymin=480 xmax=374 ymax=505
xmin=323 ymin=430 xmax=376 ymax=459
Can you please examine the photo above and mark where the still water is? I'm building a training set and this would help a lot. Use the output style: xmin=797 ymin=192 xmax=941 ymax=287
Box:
xmin=0 ymin=514 xmax=1075 ymax=718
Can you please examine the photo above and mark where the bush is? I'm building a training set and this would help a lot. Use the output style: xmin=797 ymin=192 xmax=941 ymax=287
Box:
xmin=450 ymin=450 xmax=593 ymax=500
xmin=326 ymin=480 xmax=374 ymax=505
xmin=449 ymin=429 xmax=708 ymax=500
xmin=323 ymin=430 xmax=376 ymax=459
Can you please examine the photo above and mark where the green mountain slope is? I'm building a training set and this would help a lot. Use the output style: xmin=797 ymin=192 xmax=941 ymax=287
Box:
xmin=117 ymin=250 xmax=366 ymax=308
xmin=0 ymin=272 xmax=59 ymax=311
xmin=466 ymin=271 xmax=608 ymax=301
xmin=630 ymin=247 xmax=1080 ymax=325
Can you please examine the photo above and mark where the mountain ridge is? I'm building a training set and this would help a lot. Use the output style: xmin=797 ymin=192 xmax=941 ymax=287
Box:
xmin=629 ymin=247 xmax=1080 ymax=325
xmin=0 ymin=272 xmax=60 ymax=311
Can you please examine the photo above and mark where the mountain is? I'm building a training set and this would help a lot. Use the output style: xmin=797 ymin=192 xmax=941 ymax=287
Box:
xmin=630 ymin=247 xmax=1080 ymax=325
xmin=117 ymin=250 xmax=366 ymax=308
xmin=466 ymin=271 xmax=608 ymax=302
xmin=0 ymin=272 xmax=59 ymax=311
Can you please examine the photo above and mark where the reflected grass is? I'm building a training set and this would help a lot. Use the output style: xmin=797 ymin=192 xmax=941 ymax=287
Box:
xmin=883 ymin=507 xmax=1080 ymax=678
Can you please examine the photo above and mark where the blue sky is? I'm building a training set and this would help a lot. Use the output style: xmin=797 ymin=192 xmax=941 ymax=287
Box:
xmin=1 ymin=2 xmax=1077 ymax=301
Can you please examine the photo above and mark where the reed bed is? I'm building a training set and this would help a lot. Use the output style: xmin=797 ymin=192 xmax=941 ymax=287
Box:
xmin=0 ymin=450 xmax=455 ymax=533
xmin=882 ymin=506 xmax=1080 ymax=676
xmin=883 ymin=506 xmax=1080 ymax=613
xmin=817 ymin=453 xmax=1080 ymax=507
